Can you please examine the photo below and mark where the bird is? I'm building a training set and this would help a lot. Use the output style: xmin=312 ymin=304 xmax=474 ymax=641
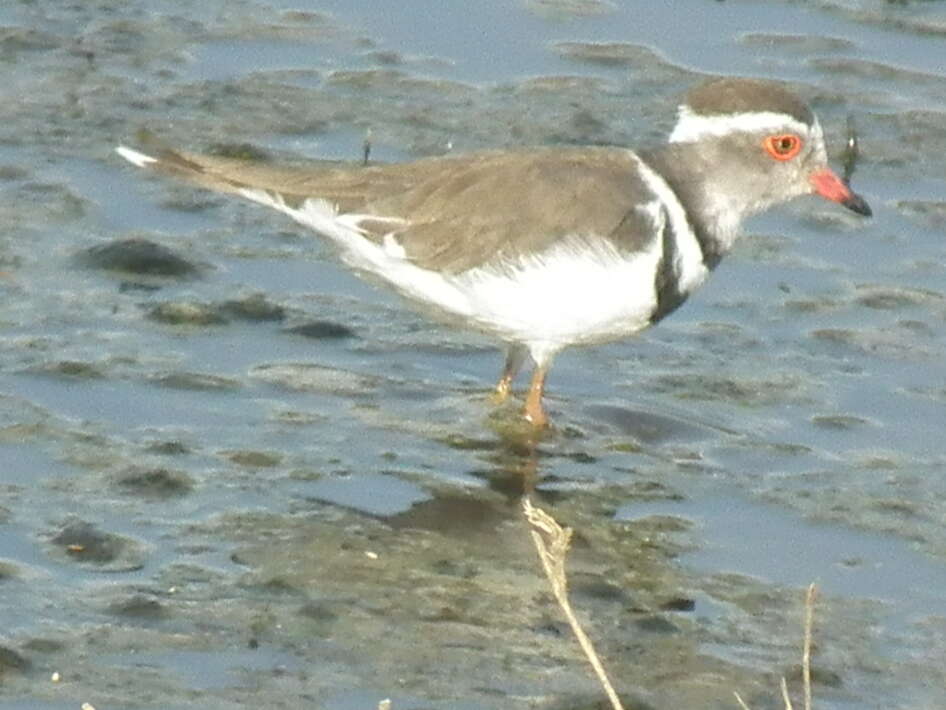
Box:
xmin=116 ymin=77 xmax=871 ymax=428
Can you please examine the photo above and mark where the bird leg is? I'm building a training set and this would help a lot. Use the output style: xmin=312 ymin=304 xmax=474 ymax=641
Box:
xmin=523 ymin=364 xmax=549 ymax=428
xmin=493 ymin=344 xmax=528 ymax=403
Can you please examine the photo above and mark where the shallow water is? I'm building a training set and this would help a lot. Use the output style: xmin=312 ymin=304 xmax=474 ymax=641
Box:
xmin=2 ymin=0 xmax=946 ymax=708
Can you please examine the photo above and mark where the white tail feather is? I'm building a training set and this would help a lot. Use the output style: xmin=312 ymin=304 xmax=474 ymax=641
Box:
xmin=115 ymin=145 xmax=158 ymax=168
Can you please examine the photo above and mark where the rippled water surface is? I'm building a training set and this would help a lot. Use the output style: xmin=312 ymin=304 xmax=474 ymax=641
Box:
xmin=2 ymin=1 xmax=945 ymax=708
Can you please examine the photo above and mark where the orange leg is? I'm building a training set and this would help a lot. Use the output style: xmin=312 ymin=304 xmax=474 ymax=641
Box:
xmin=493 ymin=345 xmax=527 ymax=403
xmin=523 ymin=363 xmax=549 ymax=428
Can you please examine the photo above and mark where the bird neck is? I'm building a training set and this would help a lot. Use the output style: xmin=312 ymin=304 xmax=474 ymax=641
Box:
xmin=640 ymin=144 xmax=750 ymax=269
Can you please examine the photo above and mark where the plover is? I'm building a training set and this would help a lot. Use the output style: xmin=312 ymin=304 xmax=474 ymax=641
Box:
xmin=117 ymin=77 xmax=871 ymax=427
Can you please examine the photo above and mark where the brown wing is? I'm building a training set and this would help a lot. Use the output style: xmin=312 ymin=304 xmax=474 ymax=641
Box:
xmin=367 ymin=147 xmax=659 ymax=272
xmin=123 ymin=141 xmax=659 ymax=273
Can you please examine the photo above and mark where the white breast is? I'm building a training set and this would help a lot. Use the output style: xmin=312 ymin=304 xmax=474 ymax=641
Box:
xmin=633 ymin=155 xmax=709 ymax=294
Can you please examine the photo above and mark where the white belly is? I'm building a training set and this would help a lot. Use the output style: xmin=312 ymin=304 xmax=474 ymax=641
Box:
xmin=448 ymin=234 xmax=663 ymax=349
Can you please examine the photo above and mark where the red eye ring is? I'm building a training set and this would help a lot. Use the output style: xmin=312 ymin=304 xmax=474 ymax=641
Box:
xmin=764 ymin=133 xmax=802 ymax=161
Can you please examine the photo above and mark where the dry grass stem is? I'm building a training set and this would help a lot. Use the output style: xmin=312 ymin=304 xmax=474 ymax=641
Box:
xmin=803 ymin=583 xmax=816 ymax=710
xmin=780 ymin=677 xmax=795 ymax=710
xmin=522 ymin=497 xmax=625 ymax=710
xmin=732 ymin=584 xmax=819 ymax=710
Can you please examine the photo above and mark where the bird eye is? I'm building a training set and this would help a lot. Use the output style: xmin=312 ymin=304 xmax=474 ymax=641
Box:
xmin=764 ymin=134 xmax=802 ymax=161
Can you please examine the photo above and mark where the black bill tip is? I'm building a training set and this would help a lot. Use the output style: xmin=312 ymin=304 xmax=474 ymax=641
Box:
xmin=842 ymin=191 xmax=872 ymax=218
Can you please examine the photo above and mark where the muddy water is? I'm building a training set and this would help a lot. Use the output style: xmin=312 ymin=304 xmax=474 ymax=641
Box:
xmin=1 ymin=1 xmax=945 ymax=708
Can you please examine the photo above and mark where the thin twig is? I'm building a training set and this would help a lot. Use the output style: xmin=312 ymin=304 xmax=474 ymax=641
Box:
xmin=733 ymin=584 xmax=820 ymax=710
xmin=803 ymin=584 xmax=817 ymax=710
xmin=362 ymin=128 xmax=373 ymax=166
xmin=780 ymin=676 xmax=795 ymax=710
xmin=522 ymin=497 xmax=625 ymax=710
xmin=841 ymin=115 xmax=859 ymax=185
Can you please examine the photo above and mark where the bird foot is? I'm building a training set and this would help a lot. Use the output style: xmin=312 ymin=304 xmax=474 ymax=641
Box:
xmin=523 ymin=400 xmax=548 ymax=429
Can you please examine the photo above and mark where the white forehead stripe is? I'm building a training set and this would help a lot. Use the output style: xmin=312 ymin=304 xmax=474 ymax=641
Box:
xmin=669 ymin=106 xmax=811 ymax=143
